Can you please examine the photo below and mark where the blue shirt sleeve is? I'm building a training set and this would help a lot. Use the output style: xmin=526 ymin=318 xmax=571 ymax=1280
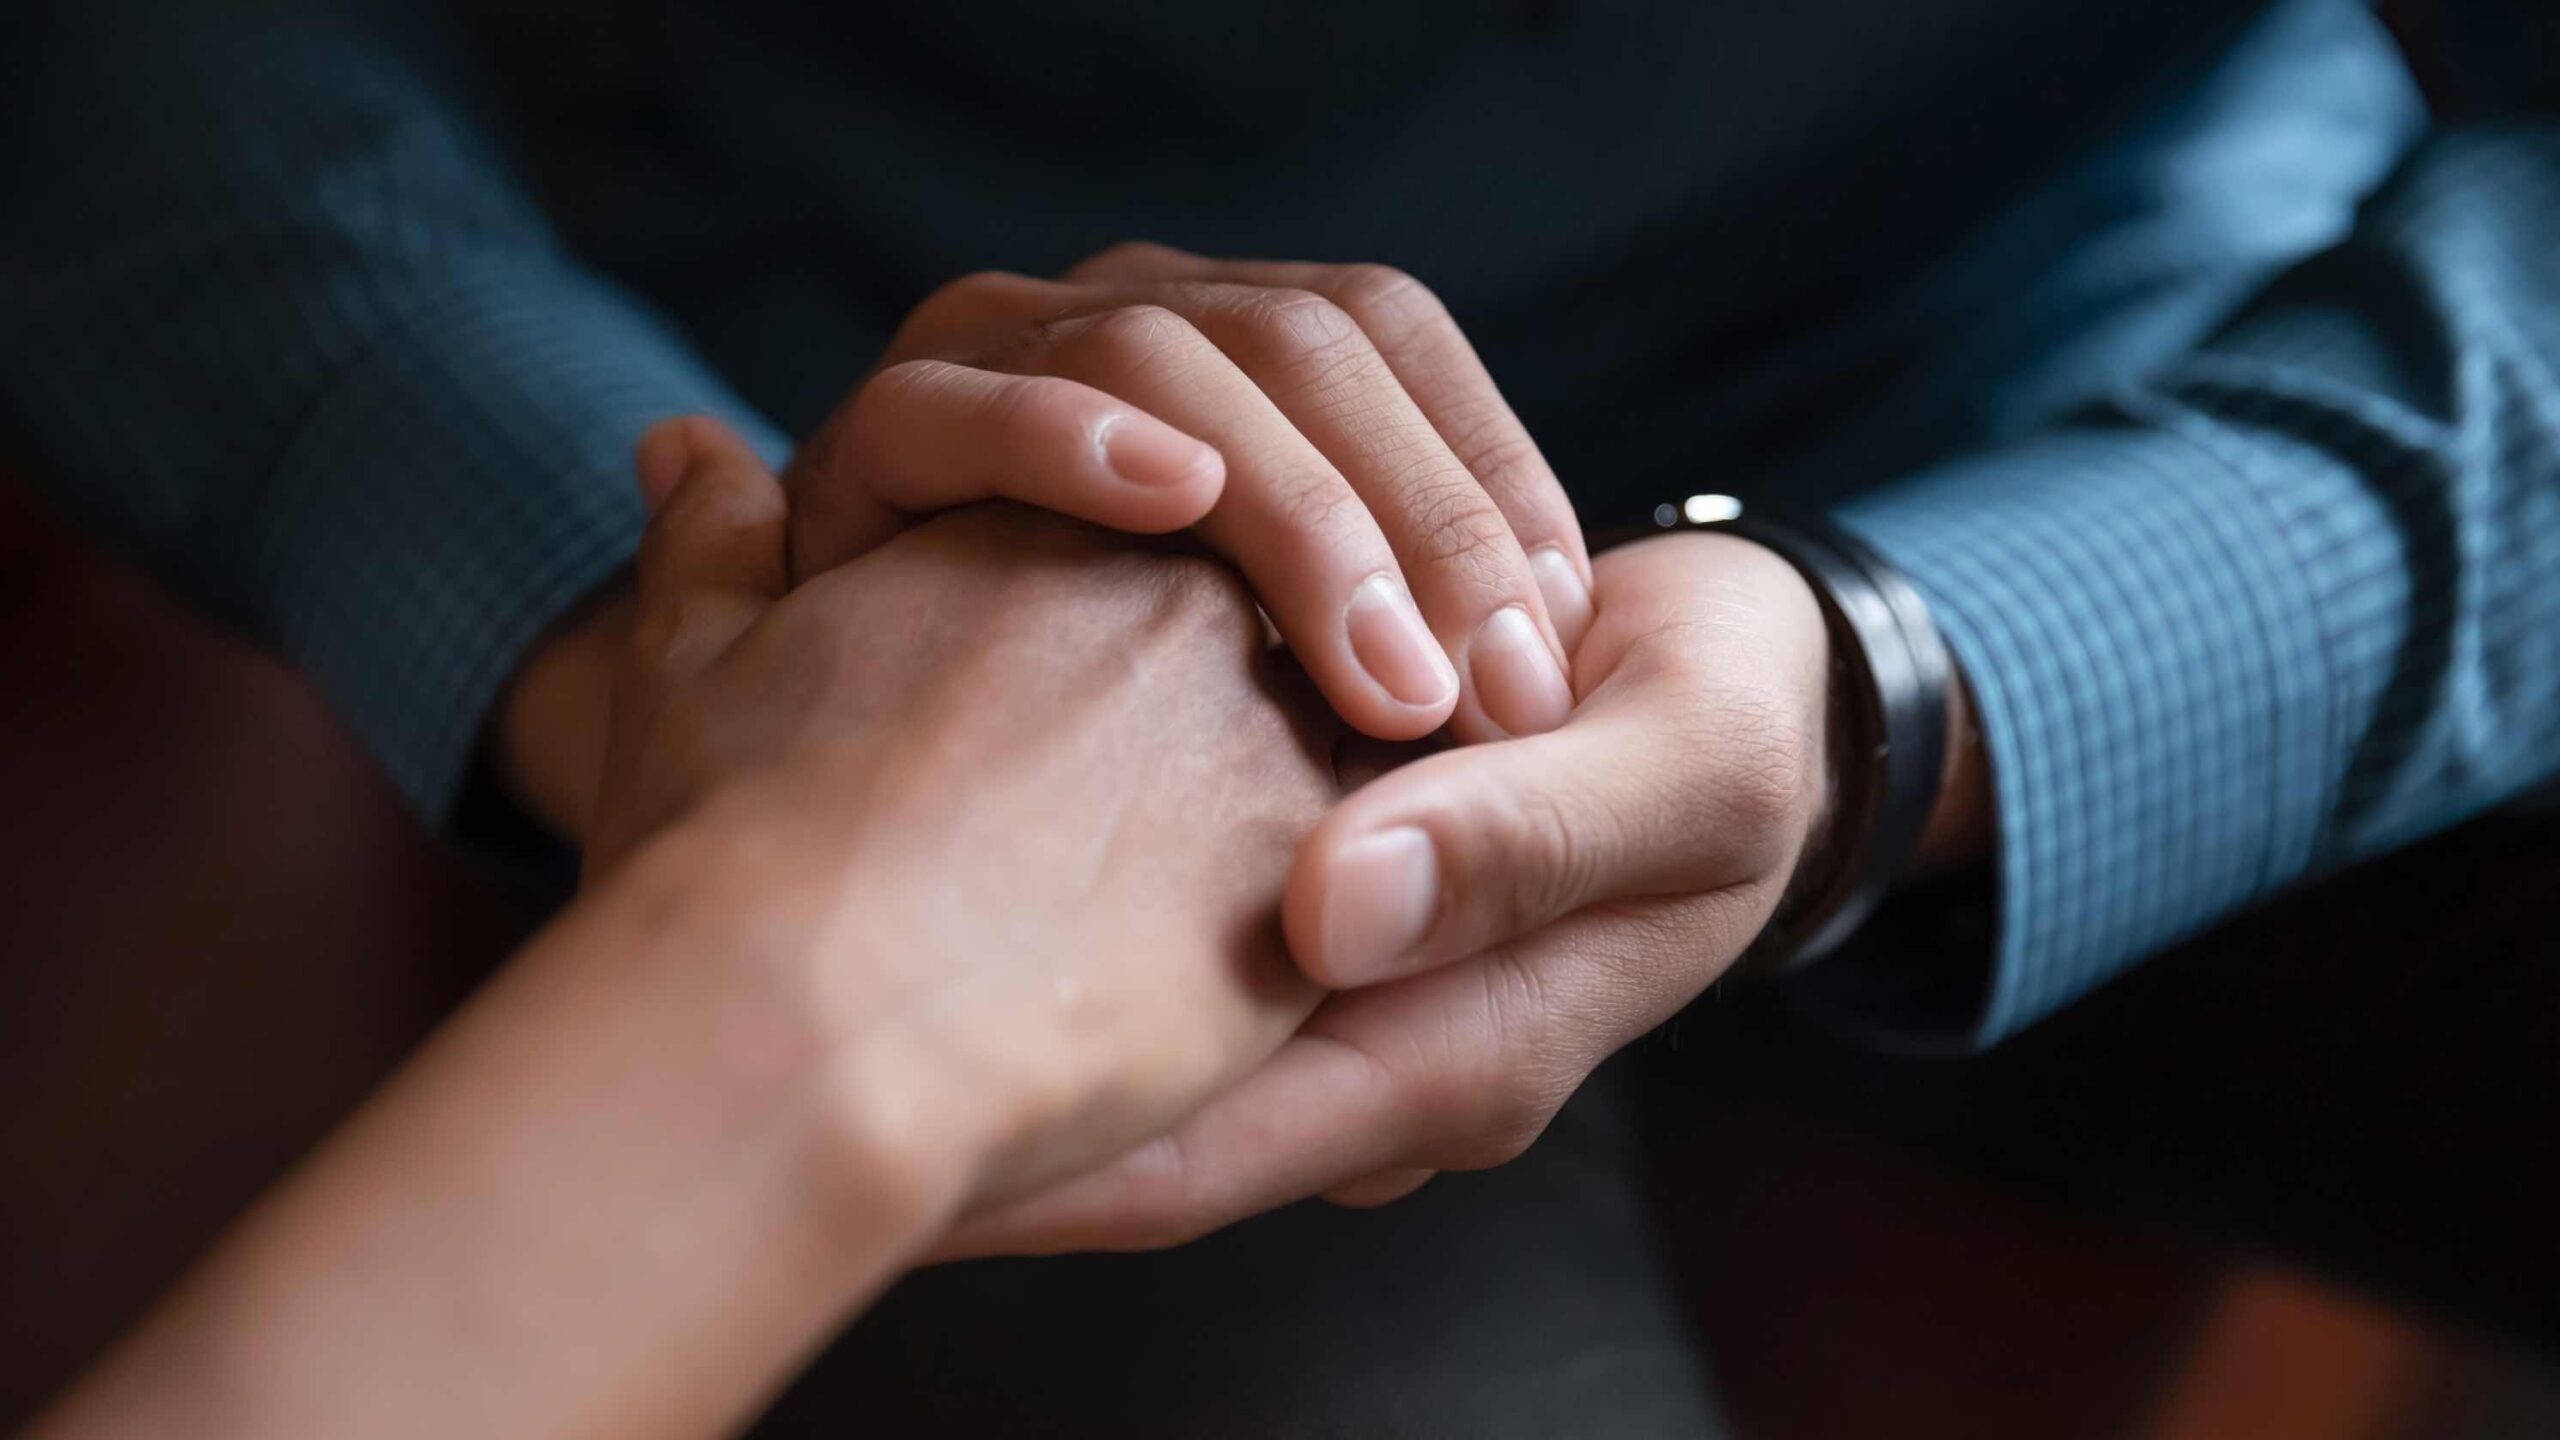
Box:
xmin=0 ymin=2 xmax=785 ymax=821
xmin=1834 ymin=128 xmax=2560 ymax=1046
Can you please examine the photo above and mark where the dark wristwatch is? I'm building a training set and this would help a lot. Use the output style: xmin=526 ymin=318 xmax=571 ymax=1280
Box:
xmin=1596 ymin=497 xmax=1952 ymax=976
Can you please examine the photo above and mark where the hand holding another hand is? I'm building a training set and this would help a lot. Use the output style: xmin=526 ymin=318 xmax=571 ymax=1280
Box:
xmin=25 ymin=425 xmax=1362 ymax=1440
xmin=500 ymin=244 xmax=1591 ymax=840
xmin=781 ymin=242 xmax=1592 ymax=744
xmin=946 ymin=528 xmax=1843 ymax=1249
xmin=513 ymin=249 xmax=1965 ymax=1265
xmin=586 ymin=418 xmax=1340 ymax=1209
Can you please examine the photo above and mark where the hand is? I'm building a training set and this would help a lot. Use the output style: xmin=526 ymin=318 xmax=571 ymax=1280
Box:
xmin=587 ymin=419 xmax=1339 ymax=1206
xmin=939 ymin=530 xmax=1843 ymax=1249
xmin=22 ymin=427 xmax=1355 ymax=1440
xmin=496 ymin=247 xmax=1589 ymax=837
xmin=777 ymin=243 xmax=1592 ymax=745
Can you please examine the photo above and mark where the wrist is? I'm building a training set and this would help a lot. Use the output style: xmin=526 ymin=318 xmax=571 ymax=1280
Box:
xmin=607 ymin=803 xmax=1023 ymax=1229
xmin=1595 ymin=506 xmax=1951 ymax=969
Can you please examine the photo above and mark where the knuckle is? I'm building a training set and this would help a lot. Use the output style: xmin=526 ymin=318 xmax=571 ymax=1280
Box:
xmin=1114 ymin=1210 xmax=1216 ymax=1252
xmin=1069 ymin=238 xmax=1185 ymax=279
xmin=1407 ymin=485 xmax=1520 ymax=586
xmin=1398 ymin=965 xmax=1573 ymax=1173
xmin=1450 ymin=1076 xmax=1554 ymax=1171
xmin=1271 ymin=471 xmax=1374 ymax=553
xmin=854 ymin=358 xmax=960 ymax=424
xmin=900 ymin=269 xmax=1023 ymax=339
xmin=1327 ymin=264 xmax=1448 ymax=347
xmin=937 ymin=267 xmax=1018 ymax=302
xmin=1090 ymin=1134 xmax=1226 ymax=1250
xmin=1400 ymin=1064 xmax=1487 ymax=1161
xmin=1455 ymin=420 xmax=1566 ymax=520
xmin=1457 ymin=420 xmax=1545 ymax=482
xmin=859 ymin=357 xmax=934 ymax=403
xmin=1488 ymin=784 xmax=1613 ymax=931
xmin=1144 ymin=548 xmax=1263 ymax=635
xmin=1123 ymin=1186 xmax=1226 ymax=1249
xmin=1696 ymin=682 xmax=1822 ymax=856
xmin=1430 ymin=402 xmax=1573 ymax=541
xmin=1249 ymin=286 xmax=1363 ymax=349
xmin=987 ymin=372 xmax=1094 ymax=444
xmin=1056 ymin=303 xmax=1200 ymax=383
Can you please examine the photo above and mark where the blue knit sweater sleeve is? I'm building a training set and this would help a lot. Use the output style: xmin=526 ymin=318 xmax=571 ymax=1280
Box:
xmin=0 ymin=1 xmax=784 ymax=820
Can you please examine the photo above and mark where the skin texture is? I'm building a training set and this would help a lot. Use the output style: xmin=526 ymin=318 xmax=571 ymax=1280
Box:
xmin=27 ymin=431 xmax=1345 ymax=1440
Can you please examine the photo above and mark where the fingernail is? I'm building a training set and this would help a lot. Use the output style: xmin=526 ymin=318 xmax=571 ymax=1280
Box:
xmin=1322 ymin=826 xmax=1441 ymax=983
xmin=1101 ymin=414 xmax=1221 ymax=488
xmin=1529 ymin=546 xmax=1594 ymax=651
xmin=1469 ymin=606 xmax=1573 ymax=736
xmin=1346 ymin=574 xmax=1459 ymax=709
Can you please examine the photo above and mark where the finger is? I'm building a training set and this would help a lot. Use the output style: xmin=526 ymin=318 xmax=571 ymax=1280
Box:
xmin=780 ymin=359 xmax=1224 ymax=580
xmin=631 ymin=416 xmax=789 ymax=683
xmin=902 ymin=269 xmax=1572 ymax=741
xmin=937 ymin=1029 xmax=1421 ymax=1256
xmin=1126 ymin=280 xmax=1575 ymax=741
xmin=1283 ymin=676 xmax=1816 ymax=988
xmin=1322 ymin=1168 xmax=1435 ymax=1208
xmin=1069 ymin=243 xmax=1594 ymax=653
xmin=941 ymin=892 xmax=1733 ymax=1257
xmin=973 ymin=299 xmax=1467 ymax=741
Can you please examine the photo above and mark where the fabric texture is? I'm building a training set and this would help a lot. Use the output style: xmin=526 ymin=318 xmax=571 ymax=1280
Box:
xmin=1837 ymin=128 xmax=2560 ymax=1043
xmin=0 ymin=5 xmax=785 ymax=813
xmin=4 ymin=0 xmax=2556 ymax=1047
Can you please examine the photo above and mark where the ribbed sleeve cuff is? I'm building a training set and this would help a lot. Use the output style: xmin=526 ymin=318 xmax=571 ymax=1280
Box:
xmin=1827 ymin=420 xmax=2370 ymax=1045
xmin=253 ymin=266 xmax=786 ymax=824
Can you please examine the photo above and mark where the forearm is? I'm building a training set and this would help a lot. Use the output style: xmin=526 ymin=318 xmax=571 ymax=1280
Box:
xmin=3 ymin=2 xmax=781 ymax=824
xmin=26 ymin=826 xmax=975 ymax=1440
xmin=1835 ymin=126 xmax=2560 ymax=1045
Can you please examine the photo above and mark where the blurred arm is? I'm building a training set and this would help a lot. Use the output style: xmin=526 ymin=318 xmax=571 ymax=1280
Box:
xmin=1829 ymin=127 xmax=2560 ymax=1045
xmin=0 ymin=1 xmax=780 ymax=826
xmin=22 ymin=825 xmax=977 ymax=1440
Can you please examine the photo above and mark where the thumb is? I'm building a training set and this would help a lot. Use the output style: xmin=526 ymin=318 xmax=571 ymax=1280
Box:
xmin=780 ymin=360 xmax=1225 ymax=583
xmin=1283 ymin=698 xmax=1771 ymax=988
xmin=630 ymin=416 xmax=789 ymax=682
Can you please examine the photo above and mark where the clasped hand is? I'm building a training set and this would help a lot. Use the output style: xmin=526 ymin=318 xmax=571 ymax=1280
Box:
xmin=585 ymin=246 xmax=1838 ymax=1249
